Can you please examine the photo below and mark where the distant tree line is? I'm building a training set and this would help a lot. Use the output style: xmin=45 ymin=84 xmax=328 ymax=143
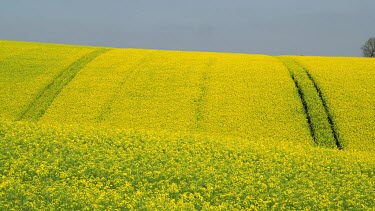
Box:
xmin=361 ymin=37 xmax=375 ymax=57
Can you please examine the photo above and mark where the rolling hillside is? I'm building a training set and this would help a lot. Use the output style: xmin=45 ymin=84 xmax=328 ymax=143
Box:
xmin=0 ymin=41 xmax=374 ymax=210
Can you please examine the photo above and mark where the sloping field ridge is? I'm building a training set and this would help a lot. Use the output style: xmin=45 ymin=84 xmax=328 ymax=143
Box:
xmin=40 ymin=50 xmax=312 ymax=144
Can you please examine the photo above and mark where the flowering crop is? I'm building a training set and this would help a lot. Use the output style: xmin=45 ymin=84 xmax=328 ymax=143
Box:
xmin=0 ymin=120 xmax=374 ymax=210
xmin=0 ymin=41 xmax=374 ymax=210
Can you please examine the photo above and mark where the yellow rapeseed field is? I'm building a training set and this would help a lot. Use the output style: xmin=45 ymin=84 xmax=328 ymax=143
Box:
xmin=41 ymin=49 xmax=312 ymax=144
xmin=1 ymin=120 xmax=374 ymax=210
xmin=0 ymin=41 xmax=374 ymax=209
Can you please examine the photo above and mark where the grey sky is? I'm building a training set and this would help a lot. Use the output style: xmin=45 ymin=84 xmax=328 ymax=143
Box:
xmin=1 ymin=0 xmax=374 ymax=56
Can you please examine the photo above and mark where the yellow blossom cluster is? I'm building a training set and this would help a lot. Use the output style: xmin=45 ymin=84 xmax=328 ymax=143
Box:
xmin=0 ymin=120 xmax=374 ymax=210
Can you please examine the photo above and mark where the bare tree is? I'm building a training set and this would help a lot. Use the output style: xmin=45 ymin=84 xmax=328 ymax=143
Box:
xmin=361 ymin=37 xmax=375 ymax=57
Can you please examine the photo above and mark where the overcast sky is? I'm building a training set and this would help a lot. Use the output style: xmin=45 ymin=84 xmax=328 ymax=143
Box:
xmin=1 ymin=0 xmax=374 ymax=56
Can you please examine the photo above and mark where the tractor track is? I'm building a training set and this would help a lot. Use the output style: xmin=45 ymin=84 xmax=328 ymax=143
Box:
xmin=18 ymin=48 xmax=110 ymax=121
xmin=279 ymin=57 xmax=341 ymax=149
xmin=96 ymin=53 xmax=153 ymax=122
xmin=195 ymin=57 xmax=214 ymax=130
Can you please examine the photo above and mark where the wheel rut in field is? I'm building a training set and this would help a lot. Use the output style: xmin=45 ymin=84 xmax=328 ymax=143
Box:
xmin=96 ymin=53 xmax=153 ymax=122
xmin=195 ymin=58 xmax=214 ymax=130
xmin=18 ymin=48 xmax=110 ymax=121
xmin=279 ymin=57 xmax=341 ymax=149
